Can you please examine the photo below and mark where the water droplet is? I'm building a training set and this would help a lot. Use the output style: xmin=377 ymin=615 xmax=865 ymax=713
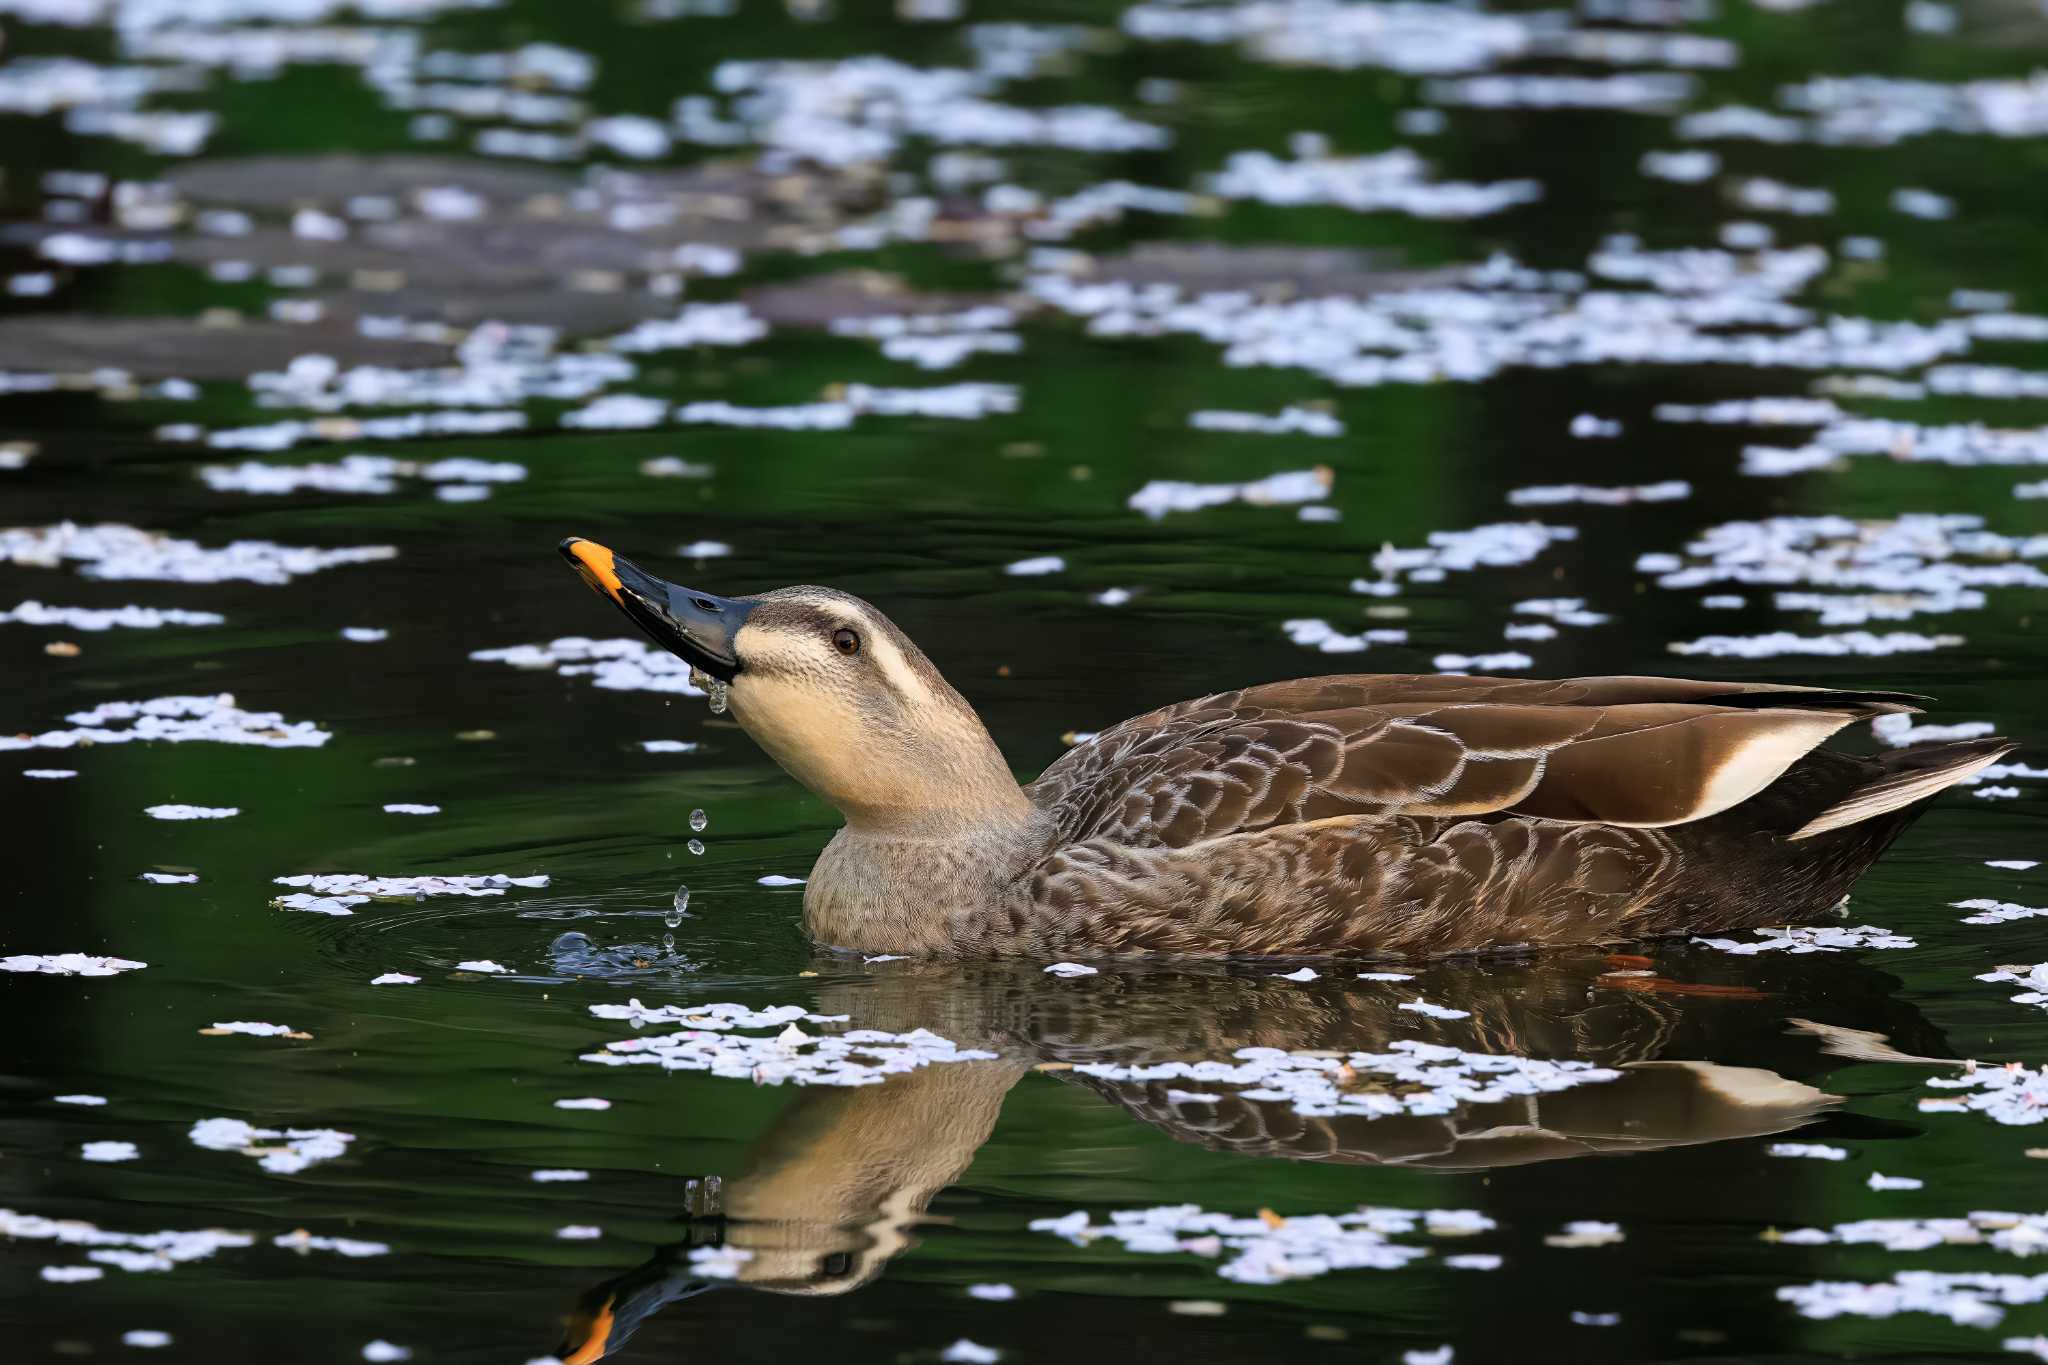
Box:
xmin=689 ymin=808 xmax=708 ymax=833
xmin=687 ymin=838 xmax=705 ymax=856
xmin=661 ymin=931 xmax=675 ymax=954
xmin=707 ymin=679 xmax=729 ymax=715
xmin=667 ymin=884 xmax=689 ymax=928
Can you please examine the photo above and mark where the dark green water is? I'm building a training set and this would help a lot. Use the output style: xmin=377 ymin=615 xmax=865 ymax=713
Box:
xmin=3 ymin=0 xmax=2047 ymax=1360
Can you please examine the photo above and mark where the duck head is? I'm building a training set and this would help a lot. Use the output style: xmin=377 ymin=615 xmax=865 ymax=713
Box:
xmin=560 ymin=537 xmax=1032 ymax=834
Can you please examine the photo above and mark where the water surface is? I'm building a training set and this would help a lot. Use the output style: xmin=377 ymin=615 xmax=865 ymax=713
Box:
xmin=3 ymin=0 xmax=2047 ymax=1360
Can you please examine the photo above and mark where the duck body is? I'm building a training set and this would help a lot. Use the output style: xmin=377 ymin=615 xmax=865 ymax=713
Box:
xmin=803 ymin=673 xmax=2009 ymax=960
xmin=558 ymin=539 xmax=2013 ymax=963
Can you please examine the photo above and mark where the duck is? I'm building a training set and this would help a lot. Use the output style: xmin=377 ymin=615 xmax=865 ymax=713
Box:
xmin=559 ymin=536 xmax=2014 ymax=962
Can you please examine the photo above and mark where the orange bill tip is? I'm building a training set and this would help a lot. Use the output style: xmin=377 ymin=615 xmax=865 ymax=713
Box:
xmin=560 ymin=1294 xmax=617 ymax=1365
xmin=563 ymin=537 xmax=624 ymax=604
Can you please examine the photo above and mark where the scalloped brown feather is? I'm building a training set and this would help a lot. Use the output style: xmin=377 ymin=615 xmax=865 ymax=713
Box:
xmin=947 ymin=675 xmax=1983 ymax=959
xmin=797 ymin=669 xmax=1994 ymax=959
xmin=1027 ymin=676 xmax=1902 ymax=845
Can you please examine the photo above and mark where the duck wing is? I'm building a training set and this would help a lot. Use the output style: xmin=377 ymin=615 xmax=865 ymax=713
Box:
xmin=1069 ymin=1060 xmax=1839 ymax=1170
xmin=1026 ymin=674 xmax=1920 ymax=849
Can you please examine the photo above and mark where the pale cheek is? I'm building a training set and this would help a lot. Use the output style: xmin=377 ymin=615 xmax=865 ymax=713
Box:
xmin=743 ymin=686 xmax=922 ymax=812
xmin=732 ymin=677 xmax=857 ymax=760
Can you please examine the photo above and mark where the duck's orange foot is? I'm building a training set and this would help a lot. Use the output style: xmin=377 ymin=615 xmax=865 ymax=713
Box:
xmin=1596 ymin=973 xmax=1770 ymax=1000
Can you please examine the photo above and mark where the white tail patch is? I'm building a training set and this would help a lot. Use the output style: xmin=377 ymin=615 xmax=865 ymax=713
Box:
xmin=1523 ymin=707 xmax=1851 ymax=827
xmin=1690 ymin=710 xmax=1856 ymax=823
xmin=1788 ymin=744 xmax=2015 ymax=840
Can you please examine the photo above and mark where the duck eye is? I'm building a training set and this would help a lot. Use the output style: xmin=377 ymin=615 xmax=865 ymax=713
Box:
xmin=832 ymin=628 xmax=860 ymax=656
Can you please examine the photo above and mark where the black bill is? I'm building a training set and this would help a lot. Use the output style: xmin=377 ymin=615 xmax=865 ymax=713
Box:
xmin=559 ymin=537 xmax=754 ymax=682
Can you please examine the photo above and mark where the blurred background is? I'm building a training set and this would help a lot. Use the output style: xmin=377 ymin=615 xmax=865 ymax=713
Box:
xmin=2 ymin=0 xmax=2046 ymax=1361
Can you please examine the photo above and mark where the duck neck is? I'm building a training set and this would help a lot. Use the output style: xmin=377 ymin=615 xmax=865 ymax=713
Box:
xmin=803 ymin=728 xmax=1049 ymax=955
xmin=835 ymin=720 xmax=1038 ymax=840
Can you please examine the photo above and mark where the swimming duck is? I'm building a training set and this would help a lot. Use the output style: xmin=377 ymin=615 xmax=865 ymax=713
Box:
xmin=560 ymin=537 xmax=2012 ymax=961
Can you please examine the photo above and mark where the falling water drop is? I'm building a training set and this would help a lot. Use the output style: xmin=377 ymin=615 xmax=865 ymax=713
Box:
xmin=661 ymin=931 xmax=675 ymax=955
xmin=666 ymin=883 xmax=688 ymax=928
xmin=687 ymin=838 xmax=705 ymax=856
xmin=689 ymin=808 xmax=708 ymax=833
xmin=707 ymin=679 xmax=729 ymax=715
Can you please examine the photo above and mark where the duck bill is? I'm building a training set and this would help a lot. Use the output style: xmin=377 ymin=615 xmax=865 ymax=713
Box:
xmin=559 ymin=537 xmax=753 ymax=682
xmin=556 ymin=1277 xmax=721 ymax=1364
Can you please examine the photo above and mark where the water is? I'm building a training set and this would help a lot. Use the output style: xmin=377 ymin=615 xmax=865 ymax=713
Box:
xmin=3 ymin=0 xmax=2047 ymax=1361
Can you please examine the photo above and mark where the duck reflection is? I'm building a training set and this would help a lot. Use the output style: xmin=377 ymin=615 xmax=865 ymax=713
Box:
xmin=553 ymin=947 xmax=1941 ymax=1361
xmin=557 ymin=1061 xmax=1026 ymax=1363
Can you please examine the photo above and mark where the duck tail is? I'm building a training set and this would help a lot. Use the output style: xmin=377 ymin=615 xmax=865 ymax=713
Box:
xmin=1786 ymin=738 xmax=2016 ymax=841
